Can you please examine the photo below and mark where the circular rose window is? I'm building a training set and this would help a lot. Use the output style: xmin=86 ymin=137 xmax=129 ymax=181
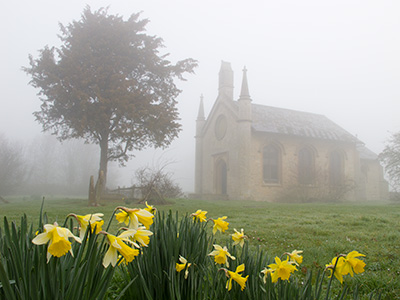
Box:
xmin=215 ymin=114 xmax=227 ymax=140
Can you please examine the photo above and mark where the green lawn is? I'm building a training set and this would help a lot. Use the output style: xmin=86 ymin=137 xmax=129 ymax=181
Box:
xmin=1 ymin=196 xmax=399 ymax=299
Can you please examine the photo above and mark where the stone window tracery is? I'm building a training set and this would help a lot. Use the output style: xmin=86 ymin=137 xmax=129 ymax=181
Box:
xmin=263 ymin=145 xmax=280 ymax=184
xmin=298 ymin=147 xmax=315 ymax=185
xmin=329 ymin=151 xmax=344 ymax=186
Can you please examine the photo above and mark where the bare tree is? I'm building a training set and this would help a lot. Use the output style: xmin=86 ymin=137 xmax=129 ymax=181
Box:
xmin=133 ymin=161 xmax=182 ymax=204
xmin=380 ymin=131 xmax=400 ymax=191
xmin=0 ymin=134 xmax=27 ymax=196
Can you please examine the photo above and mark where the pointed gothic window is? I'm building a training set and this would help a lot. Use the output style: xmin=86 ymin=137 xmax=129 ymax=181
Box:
xmin=298 ymin=147 xmax=314 ymax=185
xmin=263 ymin=145 xmax=280 ymax=184
xmin=329 ymin=151 xmax=343 ymax=186
xmin=215 ymin=159 xmax=227 ymax=194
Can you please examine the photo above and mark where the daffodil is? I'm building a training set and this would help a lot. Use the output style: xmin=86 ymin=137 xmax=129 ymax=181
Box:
xmin=225 ymin=264 xmax=249 ymax=291
xmin=325 ymin=251 xmax=366 ymax=284
xmin=267 ymin=256 xmax=297 ymax=283
xmin=209 ymin=244 xmax=235 ymax=267
xmin=191 ymin=209 xmax=208 ymax=222
xmin=102 ymin=231 xmax=140 ymax=268
xmin=32 ymin=223 xmax=81 ymax=262
xmin=69 ymin=213 xmax=104 ymax=239
xmin=261 ymin=267 xmax=273 ymax=284
xmin=212 ymin=216 xmax=229 ymax=234
xmin=342 ymin=250 xmax=366 ymax=276
xmin=325 ymin=256 xmax=346 ymax=284
xmin=176 ymin=255 xmax=191 ymax=279
xmin=128 ymin=226 xmax=153 ymax=247
xmin=144 ymin=201 xmax=157 ymax=215
xmin=116 ymin=227 xmax=153 ymax=248
xmin=286 ymin=249 xmax=303 ymax=266
xmin=232 ymin=228 xmax=246 ymax=247
xmin=115 ymin=206 xmax=154 ymax=229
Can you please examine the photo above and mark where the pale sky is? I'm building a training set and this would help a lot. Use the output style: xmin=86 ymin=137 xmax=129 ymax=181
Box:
xmin=1 ymin=0 xmax=399 ymax=192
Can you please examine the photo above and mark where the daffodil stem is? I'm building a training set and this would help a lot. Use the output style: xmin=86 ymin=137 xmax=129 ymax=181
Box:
xmin=105 ymin=208 xmax=119 ymax=233
xmin=325 ymin=254 xmax=341 ymax=300
xmin=63 ymin=214 xmax=75 ymax=228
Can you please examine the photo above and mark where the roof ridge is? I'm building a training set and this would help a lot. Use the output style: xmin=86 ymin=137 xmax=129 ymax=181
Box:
xmin=251 ymin=102 xmax=326 ymax=118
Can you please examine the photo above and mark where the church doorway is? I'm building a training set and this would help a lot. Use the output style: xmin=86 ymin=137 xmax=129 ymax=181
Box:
xmin=215 ymin=159 xmax=227 ymax=194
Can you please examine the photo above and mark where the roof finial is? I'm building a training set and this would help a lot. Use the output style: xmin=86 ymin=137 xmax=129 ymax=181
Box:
xmin=197 ymin=94 xmax=205 ymax=120
xmin=239 ymin=66 xmax=251 ymax=100
xmin=218 ymin=61 xmax=234 ymax=100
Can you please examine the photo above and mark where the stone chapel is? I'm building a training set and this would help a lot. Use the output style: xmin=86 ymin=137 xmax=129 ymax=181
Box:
xmin=193 ymin=61 xmax=388 ymax=202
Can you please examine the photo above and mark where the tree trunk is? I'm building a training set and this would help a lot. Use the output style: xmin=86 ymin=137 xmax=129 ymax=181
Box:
xmin=98 ymin=138 xmax=108 ymax=196
xmin=95 ymin=171 xmax=105 ymax=204
xmin=88 ymin=175 xmax=96 ymax=206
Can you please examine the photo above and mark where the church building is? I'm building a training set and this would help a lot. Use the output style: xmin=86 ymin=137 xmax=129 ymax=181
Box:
xmin=194 ymin=62 xmax=388 ymax=202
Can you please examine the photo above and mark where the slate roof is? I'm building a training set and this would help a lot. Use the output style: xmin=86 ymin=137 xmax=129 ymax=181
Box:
xmin=250 ymin=103 xmax=359 ymax=143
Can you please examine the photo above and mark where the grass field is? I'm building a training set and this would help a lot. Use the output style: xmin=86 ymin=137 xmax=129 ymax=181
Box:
xmin=1 ymin=196 xmax=399 ymax=299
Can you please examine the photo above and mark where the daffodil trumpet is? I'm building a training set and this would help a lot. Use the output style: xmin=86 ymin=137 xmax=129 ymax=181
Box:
xmin=191 ymin=209 xmax=208 ymax=222
xmin=118 ymin=227 xmax=153 ymax=248
xmin=210 ymin=216 xmax=229 ymax=235
xmin=114 ymin=206 xmax=154 ymax=230
xmin=219 ymin=264 xmax=249 ymax=291
xmin=176 ymin=256 xmax=192 ymax=279
xmin=67 ymin=213 xmax=104 ymax=240
xmin=283 ymin=249 xmax=303 ymax=266
xmin=99 ymin=231 xmax=140 ymax=268
xmin=32 ymin=222 xmax=82 ymax=262
xmin=231 ymin=228 xmax=247 ymax=247
xmin=144 ymin=201 xmax=157 ymax=215
xmin=325 ymin=251 xmax=365 ymax=285
xmin=208 ymin=244 xmax=235 ymax=267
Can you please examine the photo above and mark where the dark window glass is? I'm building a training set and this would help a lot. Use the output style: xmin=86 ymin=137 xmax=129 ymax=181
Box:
xmin=298 ymin=148 xmax=314 ymax=185
xmin=263 ymin=145 xmax=280 ymax=183
xmin=330 ymin=151 xmax=343 ymax=186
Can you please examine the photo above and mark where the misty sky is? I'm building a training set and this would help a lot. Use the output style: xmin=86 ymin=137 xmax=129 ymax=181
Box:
xmin=1 ymin=0 xmax=399 ymax=192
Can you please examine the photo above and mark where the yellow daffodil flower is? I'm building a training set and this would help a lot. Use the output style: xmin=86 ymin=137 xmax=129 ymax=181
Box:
xmin=225 ymin=264 xmax=249 ymax=291
xmin=286 ymin=249 xmax=303 ymax=266
xmin=326 ymin=251 xmax=366 ymax=284
xmin=115 ymin=206 xmax=154 ymax=229
xmin=102 ymin=232 xmax=140 ymax=268
xmin=125 ymin=226 xmax=153 ymax=247
xmin=176 ymin=255 xmax=191 ymax=279
xmin=212 ymin=216 xmax=229 ymax=235
xmin=144 ymin=201 xmax=157 ymax=215
xmin=70 ymin=213 xmax=104 ymax=239
xmin=232 ymin=228 xmax=246 ymax=247
xmin=325 ymin=256 xmax=346 ymax=284
xmin=209 ymin=244 xmax=235 ymax=267
xmin=191 ymin=209 xmax=208 ymax=222
xmin=261 ymin=267 xmax=274 ymax=284
xmin=342 ymin=251 xmax=366 ymax=276
xmin=267 ymin=256 xmax=297 ymax=283
xmin=32 ymin=223 xmax=81 ymax=262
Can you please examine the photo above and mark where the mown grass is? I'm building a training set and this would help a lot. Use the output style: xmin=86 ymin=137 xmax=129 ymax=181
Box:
xmin=1 ymin=196 xmax=399 ymax=299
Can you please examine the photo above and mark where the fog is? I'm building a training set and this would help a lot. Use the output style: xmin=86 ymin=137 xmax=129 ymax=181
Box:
xmin=1 ymin=1 xmax=399 ymax=193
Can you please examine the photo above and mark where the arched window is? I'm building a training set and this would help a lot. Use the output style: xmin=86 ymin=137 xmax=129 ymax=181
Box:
xmin=298 ymin=147 xmax=314 ymax=185
xmin=329 ymin=151 xmax=343 ymax=186
xmin=263 ymin=145 xmax=280 ymax=184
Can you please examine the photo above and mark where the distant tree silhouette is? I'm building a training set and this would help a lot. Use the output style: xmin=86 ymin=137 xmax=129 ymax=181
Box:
xmin=380 ymin=131 xmax=400 ymax=190
xmin=0 ymin=134 xmax=27 ymax=196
